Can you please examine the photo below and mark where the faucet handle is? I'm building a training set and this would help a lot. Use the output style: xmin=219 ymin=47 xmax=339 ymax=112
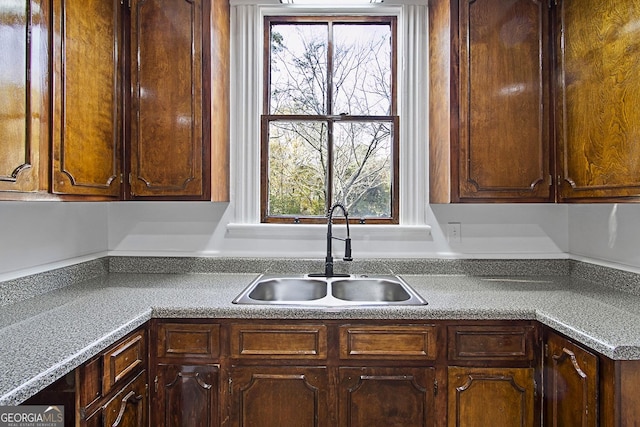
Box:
xmin=343 ymin=237 xmax=353 ymax=261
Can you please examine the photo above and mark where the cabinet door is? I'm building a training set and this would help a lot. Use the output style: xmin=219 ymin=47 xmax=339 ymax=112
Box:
xmin=456 ymin=0 xmax=552 ymax=202
xmin=50 ymin=0 xmax=122 ymax=197
xmin=102 ymin=370 xmax=147 ymax=427
xmin=154 ymin=364 xmax=219 ymax=427
xmin=0 ymin=0 xmax=48 ymax=193
xmin=448 ymin=366 xmax=535 ymax=427
xmin=555 ymin=0 xmax=640 ymax=201
xmin=338 ymin=367 xmax=436 ymax=427
xmin=544 ymin=331 xmax=598 ymax=427
xmin=229 ymin=366 xmax=330 ymax=427
xmin=128 ymin=0 xmax=210 ymax=199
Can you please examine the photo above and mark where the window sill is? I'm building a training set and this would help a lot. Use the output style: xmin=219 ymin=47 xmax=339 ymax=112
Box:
xmin=226 ymin=223 xmax=432 ymax=240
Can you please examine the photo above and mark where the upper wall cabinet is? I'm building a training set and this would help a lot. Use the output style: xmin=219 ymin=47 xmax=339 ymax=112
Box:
xmin=555 ymin=0 xmax=640 ymax=202
xmin=1 ymin=0 xmax=230 ymax=201
xmin=0 ymin=0 xmax=49 ymax=194
xmin=51 ymin=0 xmax=123 ymax=198
xmin=430 ymin=0 xmax=640 ymax=203
xmin=456 ymin=0 xmax=552 ymax=202
xmin=129 ymin=0 xmax=208 ymax=199
xmin=430 ymin=0 xmax=553 ymax=203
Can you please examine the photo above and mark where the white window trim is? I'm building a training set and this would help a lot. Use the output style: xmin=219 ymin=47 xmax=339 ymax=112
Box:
xmin=227 ymin=0 xmax=430 ymax=238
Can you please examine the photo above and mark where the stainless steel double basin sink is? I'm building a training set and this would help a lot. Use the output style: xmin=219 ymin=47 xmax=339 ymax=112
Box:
xmin=232 ymin=274 xmax=427 ymax=307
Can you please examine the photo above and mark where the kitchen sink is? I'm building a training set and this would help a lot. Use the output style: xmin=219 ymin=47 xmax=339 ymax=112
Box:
xmin=233 ymin=275 xmax=427 ymax=306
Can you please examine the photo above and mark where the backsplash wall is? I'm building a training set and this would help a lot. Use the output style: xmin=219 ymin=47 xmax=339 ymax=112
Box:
xmin=2 ymin=201 xmax=640 ymax=278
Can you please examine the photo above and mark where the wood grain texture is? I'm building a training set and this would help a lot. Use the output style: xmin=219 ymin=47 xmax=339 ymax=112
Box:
xmin=556 ymin=0 xmax=640 ymax=200
xmin=51 ymin=0 xmax=122 ymax=196
xmin=155 ymin=364 xmax=219 ymax=427
xmin=338 ymin=367 xmax=436 ymax=427
xmin=210 ymin=0 xmax=230 ymax=202
xmin=428 ymin=0 xmax=454 ymax=203
xmin=129 ymin=0 xmax=206 ymax=198
xmin=544 ymin=330 xmax=598 ymax=427
xmin=448 ymin=366 xmax=535 ymax=427
xmin=458 ymin=0 xmax=551 ymax=201
xmin=229 ymin=366 xmax=330 ymax=427
xmin=0 ymin=0 xmax=48 ymax=193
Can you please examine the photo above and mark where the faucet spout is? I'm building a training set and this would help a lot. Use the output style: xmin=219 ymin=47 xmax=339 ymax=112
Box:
xmin=322 ymin=202 xmax=352 ymax=277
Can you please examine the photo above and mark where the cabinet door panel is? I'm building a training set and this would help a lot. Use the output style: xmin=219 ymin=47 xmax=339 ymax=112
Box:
xmin=0 ymin=0 xmax=48 ymax=193
xmin=129 ymin=0 xmax=208 ymax=199
xmin=51 ymin=0 xmax=122 ymax=196
xmin=229 ymin=366 xmax=329 ymax=427
xmin=155 ymin=364 xmax=219 ymax=427
xmin=339 ymin=367 xmax=436 ymax=427
xmin=556 ymin=0 xmax=640 ymax=201
xmin=457 ymin=0 xmax=551 ymax=201
xmin=102 ymin=371 xmax=147 ymax=427
xmin=544 ymin=331 xmax=598 ymax=427
xmin=448 ymin=366 xmax=534 ymax=427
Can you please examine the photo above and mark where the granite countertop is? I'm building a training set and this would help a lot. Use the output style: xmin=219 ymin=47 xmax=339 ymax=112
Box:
xmin=1 ymin=257 xmax=640 ymax=406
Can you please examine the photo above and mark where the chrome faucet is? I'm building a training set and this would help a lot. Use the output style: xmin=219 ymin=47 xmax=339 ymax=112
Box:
xmin=310 ymin=202 xmax=353 ymax=278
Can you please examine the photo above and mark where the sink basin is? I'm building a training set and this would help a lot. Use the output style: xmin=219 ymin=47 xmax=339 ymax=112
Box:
xmin=331 ymin=278 xmax=411 ymax=302
xmin=233 ymin=275 xmax=427 ymax=306
xmin=248 ymin=278 xmax=327 ymax=301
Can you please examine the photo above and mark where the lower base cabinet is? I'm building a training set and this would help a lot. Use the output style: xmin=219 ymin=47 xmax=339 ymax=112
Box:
xmin=85 ymin=371 xmax=148 ymax=427
xmin=339 ymin=367 xmax=437 ymax=427
xmin=154 ymin=364 xmax=220 ymax=427
xmin=544 ymin=330 xmax=599 ymax=426
xmin=229 ymin=366 xmax=330 ymax=427
xmin=24 ymin=319 xmax=640 ymax=427
xmin=447 ymin=367 xmax=535 ymax=427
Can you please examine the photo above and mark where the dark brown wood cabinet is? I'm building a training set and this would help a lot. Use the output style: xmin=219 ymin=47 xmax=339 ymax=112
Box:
xmin=155 ymin=364 xmax=219 ymax=427
xmin=24 ymin=318 xmax=640 ymax=427
xmin=229 ymin=366 xmax=330 ymax=427
xmin=151 ymin=321 xmax=222 ymax=427
xmin=446 ymin=323 xmax=538 ymax=427
xmin=78 ymin=328 xmax=148 ymax=427
xmin=0 ymin=0 xmax=49 ymax=194
xmin=455 ymin=0 xmax=552 ymax=202
xmin=128 ymin=0 xmax=210 ymax=199
xmin=1 ymin=0 xmax=230 ymax=201
xmin=430 ymin=0 xmax=640 ymax=204
xmin=448 ymin=366 xmax=535 ymax=427
xmin=543 ymin=329 xmax=599 ymax=426
xmin=554 ymin=0 xmax=640 ymax=201
xmin=50 ymin=0 xmax=122 ymax=197
xmin=339 ymin=366 xmax=436 ymax=427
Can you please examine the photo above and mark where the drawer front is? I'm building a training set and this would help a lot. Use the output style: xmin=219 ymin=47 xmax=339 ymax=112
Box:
xmin=103 ymin=330 xmax=146 ymax=394
xmin=78 ymin=356 xmax=103 ymax=409
xmin=339 ymin=325 xmax=438 ymax=360
xmin=230 ymin=324 xmax=327 ymax=359
xmin=157 ymin=323 xmax=220 ymax=359
xmin=448 ymin=325 xmax=535 ymax=361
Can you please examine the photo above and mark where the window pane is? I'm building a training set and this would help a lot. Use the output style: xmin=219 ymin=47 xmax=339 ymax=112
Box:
xmin=270 ymin=24 xmax=328 ymax=115
xmin=333 ymin=121 xmax=392 ymax=218
xmin=268 ymin=121 xmax=328 ymax=216
xmin=333 ymin=24 xmax=391 ymax=116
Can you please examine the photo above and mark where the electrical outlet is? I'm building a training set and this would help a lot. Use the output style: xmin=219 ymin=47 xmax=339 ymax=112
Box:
xmin=447 ymin=222 xmax=461 ymax=243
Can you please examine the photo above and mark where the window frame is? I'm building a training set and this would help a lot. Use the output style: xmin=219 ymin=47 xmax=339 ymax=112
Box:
xmin=260 ymin=15 xmax=400 ymax=224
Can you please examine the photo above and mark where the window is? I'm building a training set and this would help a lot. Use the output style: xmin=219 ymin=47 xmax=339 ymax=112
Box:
xmin=261 ymin=16 xmax=399 ymax=224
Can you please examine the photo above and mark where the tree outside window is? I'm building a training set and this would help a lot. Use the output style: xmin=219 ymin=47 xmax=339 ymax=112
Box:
xmin=261 ymin=16 xmax=398 ymax=223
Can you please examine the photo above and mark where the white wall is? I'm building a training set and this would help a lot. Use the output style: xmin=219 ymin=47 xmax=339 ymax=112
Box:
xmin=107 ymin=202 xmax=570 ymax=259
xmin=568 ymin=204 xmax=640 ymax=271
xmin=0 ymin=202 xmax=108 ymax=278
xmin=4 ymin=200 xmax=640 ymax=278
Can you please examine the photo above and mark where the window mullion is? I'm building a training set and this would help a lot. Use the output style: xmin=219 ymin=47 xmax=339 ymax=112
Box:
xmin=326 ymin=21 xmax=334 ymax=211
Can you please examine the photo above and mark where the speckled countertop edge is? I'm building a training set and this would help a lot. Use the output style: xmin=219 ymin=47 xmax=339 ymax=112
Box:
xmin=1 ymin=257 xmax=640 ymax=406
